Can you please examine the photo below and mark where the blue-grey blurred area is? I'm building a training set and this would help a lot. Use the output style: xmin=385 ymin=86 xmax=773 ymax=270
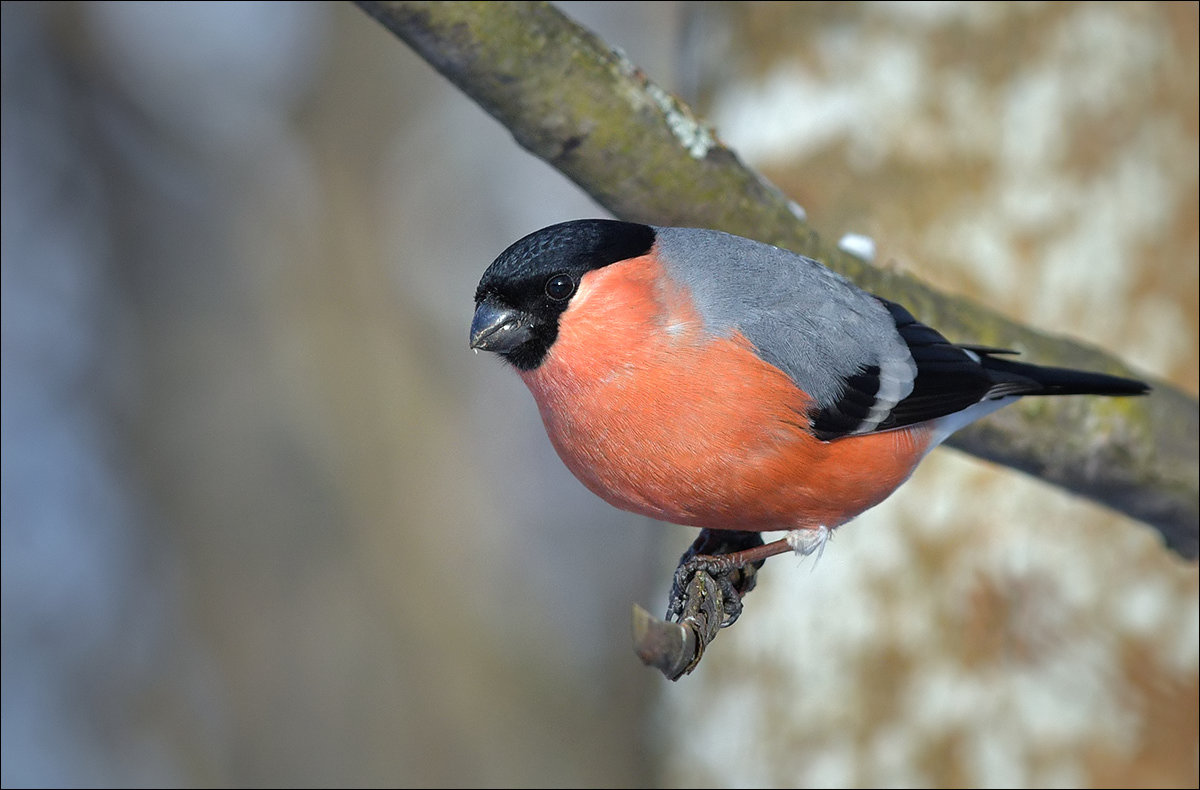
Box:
xmin=2 ymin=2 xmax=683 ymax=786
xmin=2 ymin=2 xmax=1197 ymax=788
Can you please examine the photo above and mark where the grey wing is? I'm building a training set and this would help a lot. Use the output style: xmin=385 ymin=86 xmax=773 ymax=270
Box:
xmin=653 ymin=227 xmax=1013 ymax=440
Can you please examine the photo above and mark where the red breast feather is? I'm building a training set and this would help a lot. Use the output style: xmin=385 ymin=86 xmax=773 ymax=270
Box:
xmin=519 ymin=253 xmax=935 ymax=531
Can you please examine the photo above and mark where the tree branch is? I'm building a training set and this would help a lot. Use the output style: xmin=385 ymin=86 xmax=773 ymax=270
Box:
xmin=356 ymin=0 xmax=1198 ymax=560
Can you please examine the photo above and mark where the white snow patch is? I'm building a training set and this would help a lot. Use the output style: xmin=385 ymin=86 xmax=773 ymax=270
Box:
xmin=838 ymin=232 xmax=876 ymax=262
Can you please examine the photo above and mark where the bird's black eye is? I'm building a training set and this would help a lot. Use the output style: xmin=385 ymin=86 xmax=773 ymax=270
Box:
xmin=544 ymin=273 xmax=575 ymax=301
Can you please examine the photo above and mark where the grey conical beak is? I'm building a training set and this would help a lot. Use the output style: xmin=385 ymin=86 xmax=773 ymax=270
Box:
xmin=470 ymin=300 xmax=534 ymax=354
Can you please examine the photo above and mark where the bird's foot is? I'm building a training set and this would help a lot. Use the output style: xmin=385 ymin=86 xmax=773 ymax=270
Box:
xmin=640 ymin=529 xmax=818 ymax=679
xmin=667 ymin=530 xmax=768 ymax=628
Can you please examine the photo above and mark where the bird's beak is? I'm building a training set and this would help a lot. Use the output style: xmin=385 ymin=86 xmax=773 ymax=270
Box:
xmin=470 ymin=300 xmax=534 ymax=354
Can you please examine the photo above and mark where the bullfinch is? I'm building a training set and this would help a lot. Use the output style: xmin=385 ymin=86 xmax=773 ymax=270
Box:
xmin=469 ymin=220 xmax=1149 ymax=581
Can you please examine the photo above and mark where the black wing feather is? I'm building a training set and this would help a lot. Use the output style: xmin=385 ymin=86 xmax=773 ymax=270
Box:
xmin=812 ymin=300 xmax=1040 ymax=440
xmin=809 ymin=298 xmax=1147 ymax=441
xmin=809 ymin=366 xmax=882 ymax=437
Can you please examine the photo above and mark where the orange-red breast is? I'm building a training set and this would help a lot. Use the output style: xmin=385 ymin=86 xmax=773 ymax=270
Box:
xmin=470 ymin=220 xmax=1148 ymax=557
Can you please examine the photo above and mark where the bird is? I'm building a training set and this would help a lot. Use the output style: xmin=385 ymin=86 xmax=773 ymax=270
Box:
xmin=469 ymin=219 xmax=1149 ymax=597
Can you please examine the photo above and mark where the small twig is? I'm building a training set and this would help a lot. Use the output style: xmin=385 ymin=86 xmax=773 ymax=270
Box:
xmin=632 ymin=571 xmax=724 ymax=681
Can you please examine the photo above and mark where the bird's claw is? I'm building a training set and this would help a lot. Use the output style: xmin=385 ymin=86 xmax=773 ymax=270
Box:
xmin=636 ymin=530 xmax=799 ymax=679
xmin=666 ymin=529 xmax=766 ymax=628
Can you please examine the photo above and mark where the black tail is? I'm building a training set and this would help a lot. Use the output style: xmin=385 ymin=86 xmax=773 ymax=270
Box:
xmin=977 ymin=352 xmax=1150 ymax=397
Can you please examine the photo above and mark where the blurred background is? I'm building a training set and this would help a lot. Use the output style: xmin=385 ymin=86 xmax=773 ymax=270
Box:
xmin=2 ymin=2 xmax=1196 ymax=787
